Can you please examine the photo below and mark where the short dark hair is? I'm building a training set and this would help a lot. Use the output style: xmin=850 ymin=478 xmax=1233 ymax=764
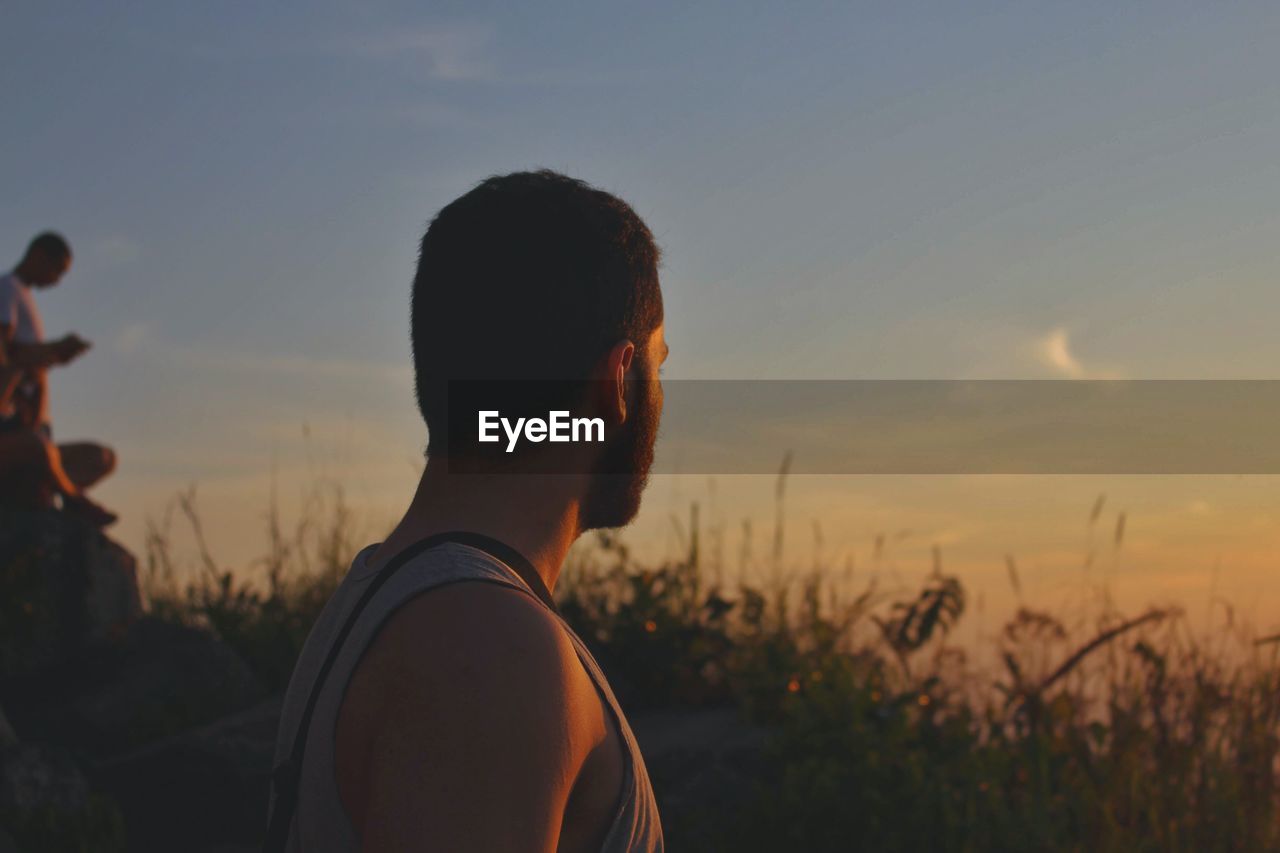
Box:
xmin=412 ymin=170 xmax=663 ymax=455
xmin=25 ymin=231 xmax=72 ymax=262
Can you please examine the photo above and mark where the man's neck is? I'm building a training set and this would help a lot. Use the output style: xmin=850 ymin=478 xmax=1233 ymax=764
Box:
xmin=369 ymin=459 xmax=586 ymax=594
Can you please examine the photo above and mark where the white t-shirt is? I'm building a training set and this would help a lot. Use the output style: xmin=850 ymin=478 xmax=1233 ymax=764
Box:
xmin=0 ymin=271 xmax=47 ymax=424
xmin=0 ymin=271 xmax=44 ymax=344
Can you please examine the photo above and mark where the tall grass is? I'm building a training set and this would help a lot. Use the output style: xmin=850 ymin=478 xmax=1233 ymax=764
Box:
xmin=144 ymin=485 xmax=1280 ymax=851
xmin=561 ymin=505 xmax=1280 ymax=852
xmin=143 ymin=479 xmax=364 ymax=690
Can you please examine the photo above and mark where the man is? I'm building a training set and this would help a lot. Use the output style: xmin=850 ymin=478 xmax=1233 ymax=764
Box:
xmin=271 ymin=171 xmax=667 ymax=852
xmin=0 ymin=232 xmax=116 ymax=526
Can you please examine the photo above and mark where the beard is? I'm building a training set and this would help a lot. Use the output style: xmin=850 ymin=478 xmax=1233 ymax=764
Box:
xmin=580 ymin=374 xmax=660 ymax=531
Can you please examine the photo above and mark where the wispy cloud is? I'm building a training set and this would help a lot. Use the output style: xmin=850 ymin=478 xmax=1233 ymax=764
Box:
xmin=315 ymin=25 xmax=496 ymax=82
xmin=1035 ymin=327 xmax=1121 ymax=379
xmin=1039 ymin=328 xmax=1084 ymax=377
xmin=112 ymin=322 xmax=149 ymax=354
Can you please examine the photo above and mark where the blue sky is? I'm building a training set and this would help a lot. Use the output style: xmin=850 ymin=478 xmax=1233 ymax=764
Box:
xmin=6 ymin=2 xmax=1280 ymax=594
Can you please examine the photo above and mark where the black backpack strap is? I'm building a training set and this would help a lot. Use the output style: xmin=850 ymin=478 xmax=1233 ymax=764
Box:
xmin=262 ymin=531 xmax=555 ymax=852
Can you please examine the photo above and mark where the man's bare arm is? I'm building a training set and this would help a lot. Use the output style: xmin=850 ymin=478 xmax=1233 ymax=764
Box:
xmin=342 ymin=583 xmax=600 ymax=853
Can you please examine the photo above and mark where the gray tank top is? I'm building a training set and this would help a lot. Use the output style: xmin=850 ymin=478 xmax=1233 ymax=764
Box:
xmin=272 ymin=541 xmax=664 ymax=852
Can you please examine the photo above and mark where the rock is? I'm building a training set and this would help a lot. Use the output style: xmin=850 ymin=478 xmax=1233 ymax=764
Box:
xmin=2 ymin=618 xmax=268 ymax=759
xmin=0 ymin=716 xmax=27 ymax=853
xmin=631 ymin=707 xmax=770 ymax=848
xmin=0 ymin=704 xmax=15 ymax=751
xmin=0 ymin=742 xmax=89 ymax=816
xmin=96 ymin=697 xmax=281 ymax=852
xmin=632 ymin=706 xmax=768 ymax=757
xmin=0 ymin=509 xmax=141 ymax=679
xmin=0 ymin=741 xmax=125 ymax=852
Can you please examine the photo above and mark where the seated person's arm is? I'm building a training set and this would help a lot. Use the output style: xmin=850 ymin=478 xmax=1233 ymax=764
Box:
xmin=6 ymin=333 xmax=90 ymax=370
xmin=345 ymin=583 xmax=595 ymax=853
xmin=0 ymin=329 xmax=21 ymax=410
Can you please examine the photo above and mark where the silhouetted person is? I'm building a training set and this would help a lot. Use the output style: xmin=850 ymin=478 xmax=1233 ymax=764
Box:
xmin=0 ymin=232 xmax=117 ymax=526
xmin=269 ymin=172 xmax=667 ymax=852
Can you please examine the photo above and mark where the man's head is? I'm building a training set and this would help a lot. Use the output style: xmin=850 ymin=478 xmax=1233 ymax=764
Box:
xmin=411 ymin=170 xmax=666 ymax=529
xmin=17 ymin=232 xmax=73 ymax=287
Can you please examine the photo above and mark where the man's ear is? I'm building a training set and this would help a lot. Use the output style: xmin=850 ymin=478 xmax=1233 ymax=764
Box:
xmin=592 ymin=340 xmax=635 ymax=426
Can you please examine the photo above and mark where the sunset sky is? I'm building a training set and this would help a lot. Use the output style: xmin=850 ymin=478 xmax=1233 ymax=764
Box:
xmin=5 ymin=2 xmax=1280 ymax=633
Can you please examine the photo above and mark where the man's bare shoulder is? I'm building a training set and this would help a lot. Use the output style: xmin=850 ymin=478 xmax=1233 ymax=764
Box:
xmin=337 ymin=579 xmax=601 ymax=764
xmin=336 ymin=581 xmax=603 ymax=845
xmin=361 ymin=580 xmax=581 ymax=698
